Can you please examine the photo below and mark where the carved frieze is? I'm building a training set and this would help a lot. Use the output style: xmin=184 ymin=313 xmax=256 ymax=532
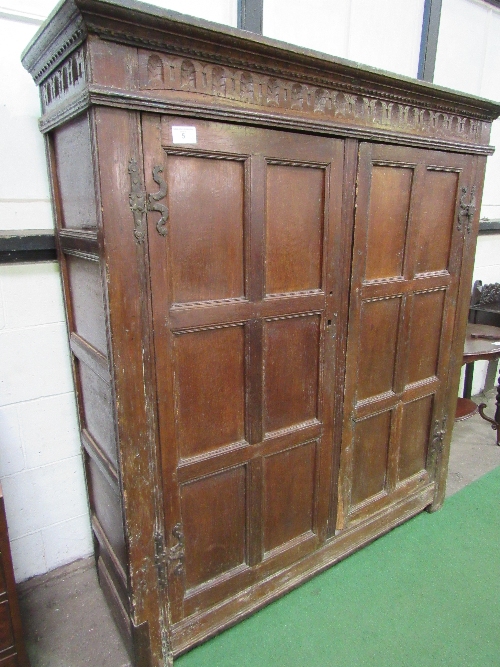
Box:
xmin=41 ymin=47 xmax=86 ymax=112
xmin=138 ymin=50 xmax=481 ymax=143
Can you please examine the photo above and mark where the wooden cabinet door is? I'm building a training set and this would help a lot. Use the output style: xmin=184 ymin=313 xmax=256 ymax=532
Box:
xmin=142 ymin=115 xmax=344 ymax=624
xmin=337 ymin=143 xmax=474 ymax=529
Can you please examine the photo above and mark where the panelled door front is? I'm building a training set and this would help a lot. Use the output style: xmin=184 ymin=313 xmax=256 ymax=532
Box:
xmin=338 ymin=143 xmax=474 ymax=529
xmin=142 ymin=115 xmax=344 ymax=624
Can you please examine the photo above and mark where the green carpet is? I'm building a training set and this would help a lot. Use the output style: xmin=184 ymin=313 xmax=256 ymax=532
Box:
xmin=177 ymin=466 xmax=500 ymax=667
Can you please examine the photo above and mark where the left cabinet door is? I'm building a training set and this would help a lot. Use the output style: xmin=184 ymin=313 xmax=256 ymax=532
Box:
xmin=142 ymin=114 xmax=345 ymax=630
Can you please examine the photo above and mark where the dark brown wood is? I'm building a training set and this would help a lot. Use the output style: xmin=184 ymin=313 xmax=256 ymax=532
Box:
xmin=0 ymin=486 xmax=30 ymax=667
xmin=455 ymin=397 xmax=479 ymax=420
xmin=21 ymin=1 xmax=500 ymax=665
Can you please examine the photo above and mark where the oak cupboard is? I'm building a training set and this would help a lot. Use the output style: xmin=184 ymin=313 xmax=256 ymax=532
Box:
xmin=22 ymin=1 xmax=500 ymax=664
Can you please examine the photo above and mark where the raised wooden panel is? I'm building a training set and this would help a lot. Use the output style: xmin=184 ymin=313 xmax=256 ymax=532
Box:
xmin=262 ymin=441 xmax=316 ymax=553
xmin=407 ymin=290 xmax=446 ymax=384
xmin=66 ymin=255 xmax=107 ymax=356
xmin=168 ymin=154 xmax=245 ymax=304
xmin=399 ymin=395 xmax=434 ymax=481
xmin=86 ymin=457 xmax=126 ymax=571
xmin=0 ymin=602 xmax=14 ymax=652
xmin=0 ymin=655 xmax=19 ymax=666
xmin=53 ymin=113 xmax=97 ymax=229
xmin=365 ymin=165 xmax=413 ymax=281
xmin=78 ymin=361 xmax=118 ymax=467
xmin=265 ymin=164 xmax=324 ymax=294
xmin=263 ymin=314 xmax=320 ymax=434
xmin=351 ymin=411 xmax=392 ymax=507
xmin=181 ymin=466 xmax=247 ymax=590
xmin=415 ymin=170 xmax=459 ymax=275
xmin=357 ymin=297 xmax=401 ymax=402
xmin=174 ymin=325 xmax=246 ymax=459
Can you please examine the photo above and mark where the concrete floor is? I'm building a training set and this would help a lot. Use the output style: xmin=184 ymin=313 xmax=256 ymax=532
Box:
xmin=17 ymin=390 xmax=500 ymax=667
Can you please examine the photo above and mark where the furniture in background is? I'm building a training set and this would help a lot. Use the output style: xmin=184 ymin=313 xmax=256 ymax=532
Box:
xmin=22 ymin=1 xmax=500 ymax=664
xmin=469 ymin=280 xmax=500 ymax=326
xmin=456 ymin=324 xmax=500 ymax=445
xmin=463 ymin=280 xmax=500 ymax=399
xmin=0 ymin=484 xmax=30 ymax=666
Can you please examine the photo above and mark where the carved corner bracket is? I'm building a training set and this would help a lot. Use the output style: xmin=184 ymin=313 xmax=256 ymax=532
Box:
xmin=128 ymin=159 xmax=169 ymax=243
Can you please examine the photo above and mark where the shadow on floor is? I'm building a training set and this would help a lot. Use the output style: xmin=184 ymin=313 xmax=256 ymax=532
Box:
xmin=18 ymin=391 xmax=500 ymax=667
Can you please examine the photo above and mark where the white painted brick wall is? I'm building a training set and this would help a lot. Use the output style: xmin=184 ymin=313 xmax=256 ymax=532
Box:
xmin=0 ymin=262 xmax=93 ymax=581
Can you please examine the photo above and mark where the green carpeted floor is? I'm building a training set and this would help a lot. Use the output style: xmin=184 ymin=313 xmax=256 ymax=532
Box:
xmin=177 ymin=466 xmax=500 ymax=667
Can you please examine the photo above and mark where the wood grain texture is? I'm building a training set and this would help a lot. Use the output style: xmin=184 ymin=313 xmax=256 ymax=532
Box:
xmin=265 ymin=164 xmax=324 ymax=294
xmin=174 ymin=326 xmax=246 ymax=458
xmin=168 ymin=154 xmax=245 ymax=304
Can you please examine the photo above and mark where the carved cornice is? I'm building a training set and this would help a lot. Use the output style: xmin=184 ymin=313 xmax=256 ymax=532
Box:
xmin=41 ymin=46 xmax=86 ymax=111
xmin=33 ymin=26 xmax=86 ymax=84
xmin=37 ymin=85 xmax=496 ymax=156
xmin=21 ymin=0 xmax=87 ymax=84
xmin=135 ymin=50 xmax=485 ymax=144
xmin=22 ymin=0 xmax=500 ymax=128
xmin=84 ymin=20 xmax=497 ymax=127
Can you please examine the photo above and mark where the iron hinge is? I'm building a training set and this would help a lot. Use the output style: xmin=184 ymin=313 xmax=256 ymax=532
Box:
xmin=457 ymin=185 xmax=476 ymax=235
xmin=154 ymin=523 xmax=185 ymax=587
xmin=128 ymin=159 xmax=169 ymax=244
xmin=431 ymin=415 xmax=447 ymax=458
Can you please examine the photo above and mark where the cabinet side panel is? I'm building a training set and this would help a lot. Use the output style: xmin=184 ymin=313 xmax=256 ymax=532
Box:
xmin=66 ymin=256 xmax=108 ymax=355
xmin=48 ymin=114 xmax=132 ymax=653
xmin=53 ymin=114 xmax=98 ymax=230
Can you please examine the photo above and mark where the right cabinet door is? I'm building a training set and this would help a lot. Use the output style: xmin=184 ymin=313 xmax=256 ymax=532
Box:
xmin=338 ymin=143 xmax=474 ymax=528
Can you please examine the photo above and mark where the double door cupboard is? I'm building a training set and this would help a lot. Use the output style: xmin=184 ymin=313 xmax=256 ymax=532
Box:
xmin=22 ymin=1 xmax=500 ymax=665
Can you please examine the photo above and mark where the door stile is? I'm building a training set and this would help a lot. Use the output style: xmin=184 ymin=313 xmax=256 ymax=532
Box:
xmin=335 ymin=142 xmax=373 ymax=530
xmin=316 ymin=142 xmax=346 ymax=542
xmin=329 ymin=138 xmax=358 ymax=536
xmin=247 ymin=155 xmax=266 ymax=304
xmin=245 ymin=154 xmax=266 ymax=565
xmin=432 ymin=154 xmax=486 ymax=508
xmin=426 ymin=155 xmax=477 ymax=496
xmin=142 ymin=113 xmax=186 ymax=624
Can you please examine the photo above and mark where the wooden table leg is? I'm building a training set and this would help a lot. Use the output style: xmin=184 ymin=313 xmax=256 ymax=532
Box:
xmin=478 ymin=364 xmax=500 ymax=445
